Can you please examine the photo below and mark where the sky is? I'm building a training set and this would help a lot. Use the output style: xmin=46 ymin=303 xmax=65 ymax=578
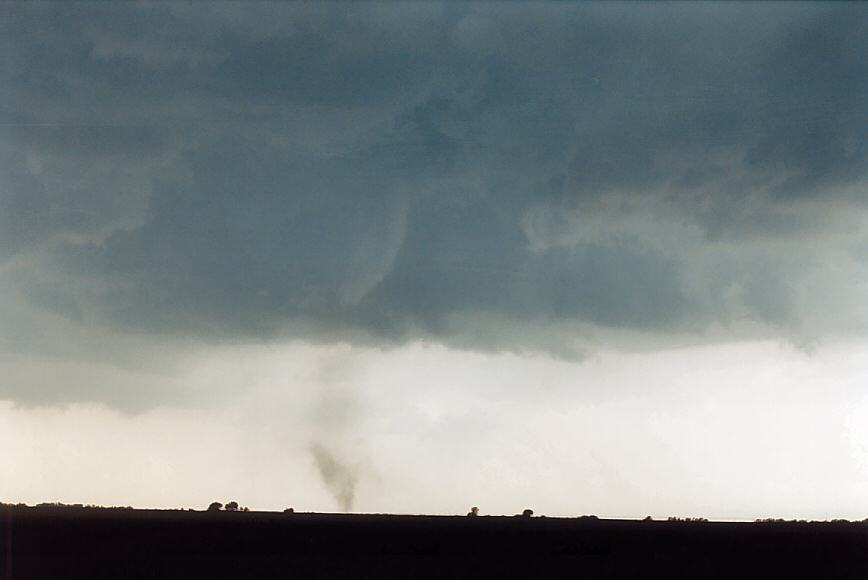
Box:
xmin=1 ymin=1 xmax=867 ymax=520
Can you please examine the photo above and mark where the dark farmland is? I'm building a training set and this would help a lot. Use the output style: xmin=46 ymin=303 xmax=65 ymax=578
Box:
xmin=3 ymin=506 xmax=867 ymax=579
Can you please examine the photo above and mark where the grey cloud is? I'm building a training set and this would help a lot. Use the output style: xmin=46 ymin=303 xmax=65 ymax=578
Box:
xmin=2 ymin=2 xmax=868 ymax=393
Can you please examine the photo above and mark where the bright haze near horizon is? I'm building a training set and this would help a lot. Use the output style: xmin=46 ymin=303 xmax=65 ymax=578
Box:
xmin=2 ymin=2 xmax=868 ymax=521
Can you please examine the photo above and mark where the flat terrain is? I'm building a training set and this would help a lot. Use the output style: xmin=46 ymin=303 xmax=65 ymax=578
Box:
xmin=2 ymin=506 xmax=867 ymax=579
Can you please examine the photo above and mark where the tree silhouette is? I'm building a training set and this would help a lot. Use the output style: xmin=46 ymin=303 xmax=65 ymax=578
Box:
xmin=207 ymin=502 xmax=223 ymax=512
xmin=225 ymin=501 xmax=239 ymax=512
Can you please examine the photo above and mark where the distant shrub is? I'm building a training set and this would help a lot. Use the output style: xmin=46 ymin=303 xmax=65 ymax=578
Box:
xmin=35 ymin=503 xmax=85 ymax=509
xmin=225 ymin=501 xmax=239 ymax=512
xmin=207 ymin=502 xmax=223 ymax=512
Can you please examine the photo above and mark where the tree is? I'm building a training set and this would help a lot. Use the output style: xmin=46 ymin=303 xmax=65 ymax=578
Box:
xmin=225 ymin=501 xmax=239 ymax=512
xmin=207 ymin=502 xmax=223 ymax=512
xmin=467 ymin=506 xmax=479 ymax=516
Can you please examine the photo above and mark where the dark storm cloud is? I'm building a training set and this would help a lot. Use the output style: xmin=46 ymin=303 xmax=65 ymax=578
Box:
xmin=2 ymin=2 xmax=868 ymax=369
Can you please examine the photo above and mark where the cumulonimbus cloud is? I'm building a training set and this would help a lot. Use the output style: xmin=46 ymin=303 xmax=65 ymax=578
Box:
xmin=2 ymin=2 xmax=867 ymax=377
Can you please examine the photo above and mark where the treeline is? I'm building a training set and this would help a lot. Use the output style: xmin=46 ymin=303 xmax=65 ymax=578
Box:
xmin=2 ymin=502 xmax=867 ymax=523
xmin=754 ymin=517 xmax=866 ymax=524
xmin=0 ymin=502 xmax=135 ymax=510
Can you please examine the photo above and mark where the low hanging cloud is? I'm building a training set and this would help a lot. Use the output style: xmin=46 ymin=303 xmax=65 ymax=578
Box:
xmin=2 ymin=2 xmax=868 ymax=405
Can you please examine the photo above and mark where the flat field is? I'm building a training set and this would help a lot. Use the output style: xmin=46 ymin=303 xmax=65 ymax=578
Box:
xmin=2 ymin=506 xmax=866 ymax=579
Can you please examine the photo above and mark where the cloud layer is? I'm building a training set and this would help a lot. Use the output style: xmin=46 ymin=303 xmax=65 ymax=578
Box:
xmin=3 ymin=2 xmax=868 ymax=380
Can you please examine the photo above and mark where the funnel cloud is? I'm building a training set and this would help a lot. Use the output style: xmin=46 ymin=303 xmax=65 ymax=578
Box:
xmin=310 ymin=442 xmax=358 ymax=512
